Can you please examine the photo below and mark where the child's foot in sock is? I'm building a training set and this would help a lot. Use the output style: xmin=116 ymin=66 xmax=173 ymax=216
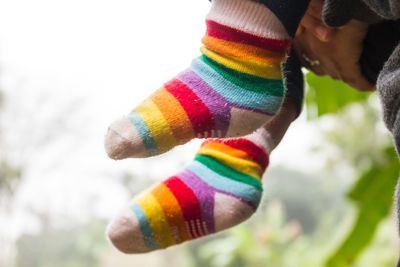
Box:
xmin=106 ymin=128 xmax=274 ymax=253
xmin=105 ymin=0 xmax=291 ymax=159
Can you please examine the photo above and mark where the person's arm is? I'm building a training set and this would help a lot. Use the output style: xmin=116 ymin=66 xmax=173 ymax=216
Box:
xmin=293 ymin=0 xmax=375 ymax=92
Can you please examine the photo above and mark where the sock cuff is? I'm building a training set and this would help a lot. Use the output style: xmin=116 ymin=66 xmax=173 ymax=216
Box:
xmin=207 ymin=0 xmax=290 ymax=41
xmin=200 ymin=137 xmax=270 ymax=171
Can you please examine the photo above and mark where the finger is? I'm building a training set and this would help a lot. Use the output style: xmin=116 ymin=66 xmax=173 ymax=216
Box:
xmin=306 ymin=0 xmax=324 ymax=19
xmin=325 ymin=56 xmax=375 ymax=92
xmin=300 ymin=13 xmax=336 ymax=42
xmin=292 ymin=37 xmax=327 ymax=76
xmin=316 ymin=52 xmax=374 ymax=91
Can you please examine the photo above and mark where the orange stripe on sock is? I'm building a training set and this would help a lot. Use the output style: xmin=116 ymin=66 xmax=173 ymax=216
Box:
xmin=202 ymin=35 xmax=286 ymax=64
xmin=151 ymin=183 xmax=191 ymax=243
xmin=150 ymin=88 xmax=195 ymax=145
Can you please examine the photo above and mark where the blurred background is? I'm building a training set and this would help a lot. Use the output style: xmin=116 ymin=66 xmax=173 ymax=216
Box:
xmin=0 ymin=0 xmax=399 ymax=266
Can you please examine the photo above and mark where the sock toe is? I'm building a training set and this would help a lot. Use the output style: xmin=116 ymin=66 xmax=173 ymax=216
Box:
xmin=104 ymin=117 xmax=148 ymax=159
xmin=106 ymin=208 xmax=151 ymax=254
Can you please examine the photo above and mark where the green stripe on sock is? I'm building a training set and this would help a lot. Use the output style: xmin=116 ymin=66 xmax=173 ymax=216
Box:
xmin=200 ymin=55 xmax=284 ymax=97
xmin=194 ymin=154 xmax=263 ymax=191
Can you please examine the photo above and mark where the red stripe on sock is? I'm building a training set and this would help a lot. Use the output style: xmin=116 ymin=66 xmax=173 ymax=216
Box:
xmin=163 ymin=176 xmax=203 ymax=239
xmin=204 ymin=138 xmax=269 ymax=171
xmin=206 ymin=20 xmax=291 ymax=52
xmin=165 ymin=78 xmax=214 ymax=136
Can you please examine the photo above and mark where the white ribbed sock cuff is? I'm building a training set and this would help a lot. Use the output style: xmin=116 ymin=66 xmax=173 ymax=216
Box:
xmin=207 ymin=0 xmax=290 ymax=40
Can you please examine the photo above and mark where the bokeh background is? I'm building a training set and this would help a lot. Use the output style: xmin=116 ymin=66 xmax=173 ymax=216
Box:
xmin=0 ymin=0 xmax=399 ymax=266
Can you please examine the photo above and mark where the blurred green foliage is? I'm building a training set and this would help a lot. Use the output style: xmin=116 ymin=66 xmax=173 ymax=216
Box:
xmin=0 ymin=161 xmax=21 ymax=206
xmin=306 ymin=73 xmax=399 ymax=266
xmin=326 ymin=147 xmax=399 ymax=266
xmin=0 ymin=92 xmax=22 ymax=207
xmin=16 ymin=217 xmax=108 ymax=267
xmin=305 ymin=72 xmax=369 ymax=119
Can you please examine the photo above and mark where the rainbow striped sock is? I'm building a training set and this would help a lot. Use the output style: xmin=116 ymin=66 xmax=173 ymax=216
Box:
xmin=106 ymin=128 xmax=273 ymax=253
xmin=105 ymin=0 xmax=290 ymax=159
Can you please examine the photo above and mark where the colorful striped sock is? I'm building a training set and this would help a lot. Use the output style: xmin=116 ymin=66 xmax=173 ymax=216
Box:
xmin=106 ymin=128 xmax=274 ymax=253
xmin=105 ymin=0 xmax=291 ymax=159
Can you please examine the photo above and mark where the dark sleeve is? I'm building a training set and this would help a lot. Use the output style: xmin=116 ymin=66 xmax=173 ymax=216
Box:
xmin=321 ymin=0 xmax=400 ymax=27
xmin=377 ymin=43 xmax=400 ymax=155
xmin=396 ymin=179 xmax=400 ymax=266
xmin=361 ymin=0 xmax=400 ymax=20
xmin=376 ymin=44 xmax=400 ymax=245
xmin=322 ymin=0 xmax=381 ymax=27
xmin=360 ymin=20 xmax=400 ymax=84
xmin=282 ymin=49 xmax=304 ymax=118
xmin=384 ymin=44 xmax=400 ymax=265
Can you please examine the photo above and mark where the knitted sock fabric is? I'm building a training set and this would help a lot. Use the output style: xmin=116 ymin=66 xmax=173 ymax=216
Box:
xmin=105 ymin=0 xmax=290 ymax=159
xmin=106 ymin=128 xmax=273 ymax=253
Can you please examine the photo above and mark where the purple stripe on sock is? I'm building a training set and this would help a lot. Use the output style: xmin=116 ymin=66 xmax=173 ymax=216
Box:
xmin=177 ymin=70 xmax=231 ymax=136
xmin=177 ymin=169 xmax=216 ymax=233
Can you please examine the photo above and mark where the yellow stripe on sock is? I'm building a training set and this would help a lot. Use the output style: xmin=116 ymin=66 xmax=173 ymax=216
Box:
xmin=202 ymin=35 xmax=286 ymax=64
xmin=200 ymin=46 xmax=282 ymax=79
xmin=150 ymin=88 xmax=195 ymax=144
xmin=135 ymin=98 xmax=177 ymax=154
xmin=136 ymin=192 xmax=176 ymax=248
xmin=197 ymin=142 xmax=263 ymax=179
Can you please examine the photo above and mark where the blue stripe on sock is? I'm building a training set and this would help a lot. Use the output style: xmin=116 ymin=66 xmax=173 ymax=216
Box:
xmin=191 ymin=58 xmax=282 ymax=113
xmin=127 ymin=110 xmax=159 ymax=156
xmin=186 ymin=160 xmax=262 ymax=207
xmin=130 ymin=202 xmax=159 ymax=250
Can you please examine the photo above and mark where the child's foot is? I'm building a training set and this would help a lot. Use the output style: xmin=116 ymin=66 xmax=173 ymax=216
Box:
xmin=105 ymin=0 xmax=291 ymax=159
xmin=106 ymin=128 xmax=274 ymax=253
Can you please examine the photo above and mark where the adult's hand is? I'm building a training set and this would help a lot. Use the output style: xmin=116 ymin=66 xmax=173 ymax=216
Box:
xmin=293 ymin=0 xmax=375 ymax=92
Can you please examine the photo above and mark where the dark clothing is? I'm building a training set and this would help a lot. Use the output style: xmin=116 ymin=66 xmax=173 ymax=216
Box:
xmin=258 ymin=0 xmax=311 ymax=37
xmin=322 ymin=0 xmax=400 ymax=25
xmin=360 ymin=20 xmax=400 ymax=84
xmin=282 ymin=50 xmax=304 ymax=117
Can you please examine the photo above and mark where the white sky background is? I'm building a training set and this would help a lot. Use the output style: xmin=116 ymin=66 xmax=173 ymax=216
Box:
xmin=0 ymin=0 xmax=325 ymax=245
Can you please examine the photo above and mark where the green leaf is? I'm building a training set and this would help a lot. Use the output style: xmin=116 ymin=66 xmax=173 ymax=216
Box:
xmin=325 ymin=147 xmax=400 ymax=267
xmin=305 ymin=73 xmax=370 ymax=119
